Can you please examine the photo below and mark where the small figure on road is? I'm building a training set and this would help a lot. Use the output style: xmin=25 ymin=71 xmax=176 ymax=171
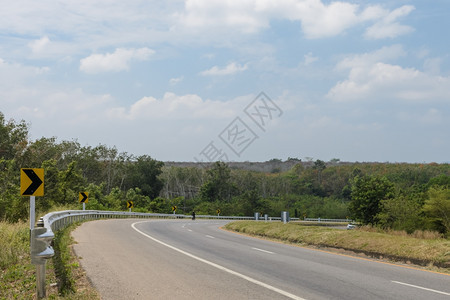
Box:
xmin=192 ymin=211 xmax=196 ymax=220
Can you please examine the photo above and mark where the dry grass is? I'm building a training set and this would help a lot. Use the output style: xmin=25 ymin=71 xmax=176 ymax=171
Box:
xmin=224 ymin=221 xmax=450 ymax=270
xmin=0 ymin=220 xmax=99 ymax=299
xmin=410 ymin=230 xmax=443 ymax=240
xmin=357 ymin=225 xmax=444 ymax=239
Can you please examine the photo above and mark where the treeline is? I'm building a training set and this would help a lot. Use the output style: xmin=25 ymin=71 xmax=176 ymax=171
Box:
xmin=162 ymin=160 xmax=449 ymax=235
xmin=1 ymin=112 xmax=449 ymax=236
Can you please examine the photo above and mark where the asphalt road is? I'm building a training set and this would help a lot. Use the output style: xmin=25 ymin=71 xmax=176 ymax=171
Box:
xmin=72 ymin=219 xmax=450 ymax=300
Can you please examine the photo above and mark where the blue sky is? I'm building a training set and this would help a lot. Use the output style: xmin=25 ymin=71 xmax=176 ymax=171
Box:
xmin=0 ymin=0 xmax=449 ymax=163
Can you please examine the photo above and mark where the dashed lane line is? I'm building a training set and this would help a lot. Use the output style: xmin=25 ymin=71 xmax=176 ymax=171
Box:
xmin=392 ymin=281 xmax=450 ymax=296
xmin=252 ymin=247 xmax=275 ymax=254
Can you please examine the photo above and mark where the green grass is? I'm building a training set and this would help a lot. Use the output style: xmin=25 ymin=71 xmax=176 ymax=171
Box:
xmin=224 ymin=221 xmax=450 ymax=270
xmin=51 ymin=223 xmax=81 ymax=296
xmin=0 ymin=220 xmax=99 ymax=300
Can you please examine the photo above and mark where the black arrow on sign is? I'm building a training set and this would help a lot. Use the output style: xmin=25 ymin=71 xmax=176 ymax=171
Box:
xmin=23 ymin=169 xmax=43 ymax=195
xmin=80 ymin=192 xmax=88 ymax=203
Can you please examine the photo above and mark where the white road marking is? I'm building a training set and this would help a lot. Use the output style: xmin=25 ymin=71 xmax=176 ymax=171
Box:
xmin=131 ymin=221 xmax=306 ymax=300
xmin=252 ymin=247 xmax=274 ymax=254
xmin=392 ymin=281 xmax=450 ymax=296
xmin=187 ymin=229 xmax=193 ymax=232
xmin=205 ymin=235 xmax=215 ymax=239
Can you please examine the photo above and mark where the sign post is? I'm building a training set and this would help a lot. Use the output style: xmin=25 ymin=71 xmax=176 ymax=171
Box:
xmin=21 ymin=168 xmax=44 ymax=230
xmin=79 ymin=192 xmax=88 ymax=210
xmin=30 ymin=196 xmax=35 ymax=230
xmin=21 ymin=168 xmax=47 ymax=299
xmin=127 ymin=201 xmax=134 ymax=212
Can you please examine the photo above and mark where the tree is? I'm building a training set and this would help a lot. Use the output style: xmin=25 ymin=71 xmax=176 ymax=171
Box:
xmin=57 ymin=161 xmax=86 ymax=205
xmin=314 ymin=159 xmax=326 ymax=171
xmin=148 ymin=197 xmax=167 ymax=213
xmin=241 ymin=189 xmax=261 ymax=216
xmin=126 ymin=155 xmax=164 ymax=199
xmin=75 ymin=145 xmax=104 ymax=185
xmin=41 ymin=160 xmax=86 ymax=208
xmin=21 ymin=137 xmax=62 ymax=169
xmin=41 ymin=159 xmax=63 ymax=210
xmin=199 ymin=162 xmax=236 ymax=202
xmin=104 ymin=187 xmax=123 ymax=210
xmin=423 ymin=187 xmax=450 ymax=234
xmin=329 ymin=158 xmax=340 ymax=165
xmin=125 ymin=188 xmax=151 ymax=211
xmin=159 ymin=166 xmax=204 ymax=200
xmin=427 ymin=174 xmax=450 ymax=188
xmin=0 ymin=112 xmax=29 ymax=161
xmin=376 ymin=194 xmax=423 ymax=233
xmin=349 ymin=175 xmax=394 ymax=225
xmin=0 ymin=159 xmax=21 ymax=222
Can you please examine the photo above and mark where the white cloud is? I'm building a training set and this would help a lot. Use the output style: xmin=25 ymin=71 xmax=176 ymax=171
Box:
xmin=108 ymin=92 xmax=246 ymax=120
xmin=0 ymin=60 xmax=246 ymax=157
xmin=169 ymin=76 xmax=184 ymax=85
xmin=398 ymin=108 xmax=443 ymax=125
xmin=327 ymin=46 xmax=450 ymax=102
xmin=0 ymin=0 xmax=416 ymax=63
xmin=28 ymin=36 xmax=50 ymax=53
xmin=200 ymin=62 xmax=248 ymax=76
xmin=175 ymin=0 xmax=269 ymax=34
xmin=0 ymin=58 xmax=110 ymax=125
xmin=1 ymin=87 xmax=112 ymax=128
xmin=80 ymin=48 xmax=154 ymax=74
xmin=0 ymin=58 xmax=50 ymax=88
xmin=179 ymin=0 xmax=365 ymax=37
xmin=365 ymin=5 xmax=415 ymax=39
xmin=420 ymin=108 xmax=443 ymax=124
xmin=423 ymin=57 xmax=442 ymax=75
xmin=304 ymin=52 xmax=318 ymax=65
xmin=175 ymin=0 xmax=415 ymax=40
xmin=295 ymin=0 xmax=361 ymax=38
xmin=335 ymin=44 xmax=406 ymax=71
xmin=0 ymin=1 xmax=172 ymax=49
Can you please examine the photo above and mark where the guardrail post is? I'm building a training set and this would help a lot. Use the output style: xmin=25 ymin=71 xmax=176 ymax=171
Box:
xmin=31 ymin=227 xmax=54 ymax=299
xmin=281 ymin=211 xmax=289 ymax=224
xmin=36 ymin=264 xmax=46 ymax=298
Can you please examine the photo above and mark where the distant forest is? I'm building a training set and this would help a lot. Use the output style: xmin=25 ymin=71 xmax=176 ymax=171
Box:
xmin=1 ymin=111 xmax=449 ymax=236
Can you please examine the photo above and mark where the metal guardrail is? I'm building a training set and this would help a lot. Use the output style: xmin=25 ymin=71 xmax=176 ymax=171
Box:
xmin=303 ymin=218 xmax=353 ymax=223
xmin=42 ymin=210 xmax=256 ymax=233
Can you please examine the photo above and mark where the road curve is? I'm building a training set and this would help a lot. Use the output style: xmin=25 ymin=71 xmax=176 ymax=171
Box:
xmin=72 ymin=219 xmax=450 ymax=300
